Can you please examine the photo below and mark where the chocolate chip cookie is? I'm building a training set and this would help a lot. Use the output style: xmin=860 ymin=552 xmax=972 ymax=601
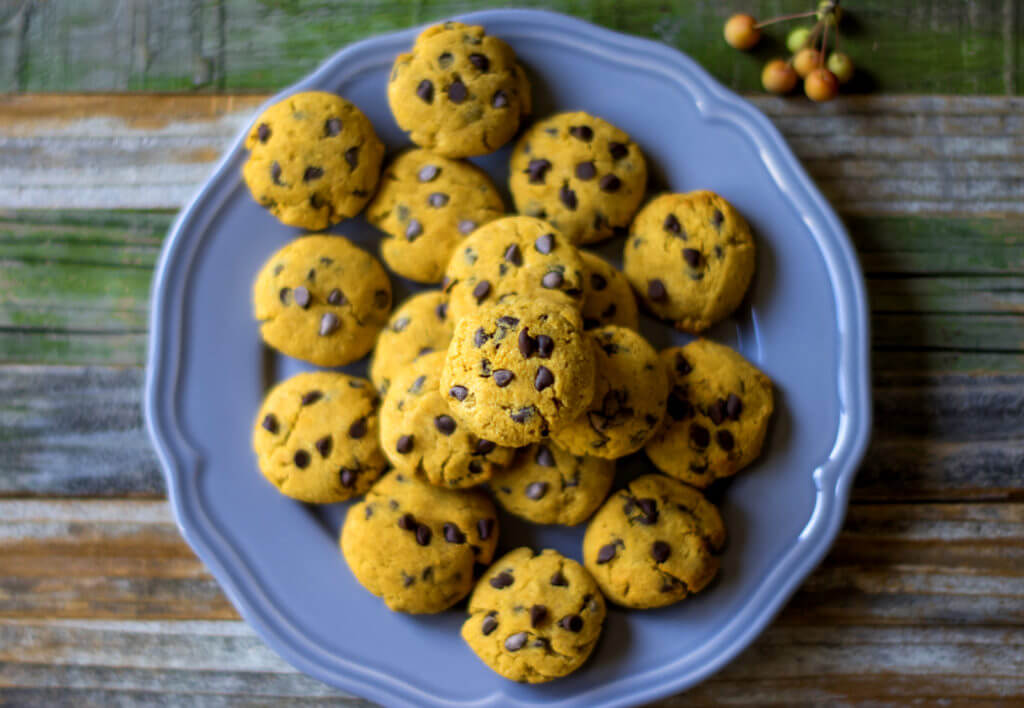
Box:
xmin=369 ymin=290 xmax=453 ymax=396
xmin=579 ymin=251 xmax=639 ymax=331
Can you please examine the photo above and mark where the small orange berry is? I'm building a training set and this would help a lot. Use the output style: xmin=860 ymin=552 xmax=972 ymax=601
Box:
xmin=827 ymin=52 xmax=855 ymax=84
xmin=761 ymin=60 xmax=798 ymax=95
xmin=793 ymin=47 xmax=821 ymax=78
xmin=724 ymin=14 xmax=760 ymax=50
xmin=805 ymin=68 xmax=840 ymax=102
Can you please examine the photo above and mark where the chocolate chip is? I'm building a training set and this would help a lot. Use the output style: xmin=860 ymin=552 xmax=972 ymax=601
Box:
xmin=599 ymin=174 xmax=621 ymax=192
xmin=474 ymin=327 xmax=490 ymax=347
xmin=569 ymin=125 xmax=593 ymax=141
xmin=345 ymin=147 xmax=359 ymax=169
xmin=590 ymin=273 xmax=608 ymax=291
xmin=458 ymin=219 xmax=477 ymax=234
xmin=292 ymin=286 xmax=311 ymax=308
xmin=518 ymin=328 xmax=536 ymax=357
xmin=397 ymin=513 xmax=416 ymax=530
xmin=447 ymin=78 xmax=468 ymax=103
xmin=726 ymin=393 xmax=743 ymax=420
xmin=652 ymin=541 xmax=671 ymax=563
xmin=664 ymin=214 xmax=682 ymax=235
xmin=302 ymin=166 xmax=323 ymax=182
xmin=541 ymin=271 xmax=563 ymax=289
xmin=434 ymin=415 xmax=456 ymax=435
xmin=712 ymin=209 xmax=724 ymax=228
xmin=490 ymin=571 xmax=514 ymax=589
xmin=504 ymin=243 xmax=523 ymax=265
xmin=293 ymin=450 xmax=310 ymax=468
xmin=416 ymin=79 xmax=434 ymax=103
xmin=527 ymin=159 xmax=551 ymax=184
xmin=418 ymin=165 xmax=439 ymax=182
xmin=575 ymin=161 xmax=596 ymax=180
xmin=709 ymin=400 xmax=726 ymax=425
xmin=257 ymin=123 xmax=271 ymax=142
xmin=477 ymin=518 xmax=495 ymax=541
xmin=497 ymin=315 xmax=520 ymax=327
xmin=493 ymin=369 xmax=515 ymax=387
xmin=408 ymin=375 xmax=427 ymax=394
xmin=428 ymin=192 xmax=449 ymax=208
xmin=278 ymin=287 xmax=291 ymax=305
xmin=389 ymin=317 xmax=409 ymax=334
xmin=468 ymin=53 xmax=490 ymax=71
xmin=438 ymin=51 xmax=453 ymax=68
xmin=609 ymin=142 xmax=628 ymax=159
xmin=415 ymin=524 xmax=432 ymax=546
xmin=315 ymin=436 xmax=332 ymax=458
xmin=404 ymin=218 xmax=423 ymax=241
xmin=339 ymin=468 xmax=357 ymax=487
xmin=481 ymin=615 xmax=498 ymax=635
xmin=326 ymin=288 xmax=345 ymax=305
xmin=717 ymin=429 xmax=735 ymax=451
xmin=261 ymin=414 xmax=278 ymax=433
xmin=300 ymin=390 xmax=321 ymax=406
xmin=270 ymin=161 xmax=283 ymax=184
xmin=324 ymin=118 xmax=341 ymax=136
xmin=450 ymin=385 xmax=468 ymax=401
xmin=510 ymin=407 xmax=534 ymax=423
xmin=536 ymin=335 xmax=554 ymax=358
xmin=476 ymin=439 xmax=496 ymax=454
xmin=530 ymin=605 xmax=548 ymax=627
xmin=319 ymin=312 xmax=340 ymax=336
xmin=436 ymin=302 xmax=448 ymax=320
xmin=374 ymin=290 xmax=390 ymax=309
xmin=344 ymin=418 xmax=365 ymax=439
xmin=535 ymin=233 xmax=555 ymax=254
xmin=550 ymin=570 xmax=568 ymax=587
xmin=535 ymin=445 xmax=555 ymax=467
xmin=668 ymin=392 xmax=694 ymax=421
xmin=596 ymin=544 xmax=617 ymax=564
xmin=675 ymin=354 xmax=693 ymax=376
xmin=442 ymin=522 xmax=466 ymax=544
xmin=396 ymin=434 xmax=414 ymax=454
xmin=504 ymin=632 xmax=528 ymax=651
xmin=647 ymin=279 xmax=667 ymax=301
xmin=534 ymin=366 xmax=554 ymax=391
xmin=472 ymin=280 xmax=491 ymax=303
xmin=690 ymin=423 xmax=710 ymax=448
xmin=683 ymin=248 xmax=702 ymax=268
xmin=559 ymin=185 xmax=578 ymax=210
xmin=525 ymin=481 xmax=548 ymax=500
xmin=491 ymin=90 xmax=509 ymax=108
xmin=636 ymin=498 xmax=658 ymax=521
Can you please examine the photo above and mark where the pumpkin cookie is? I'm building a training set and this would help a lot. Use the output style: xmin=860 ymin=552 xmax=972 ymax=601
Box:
xmin=242 ymin=91 xmax=384 ymax=230
xmin=624 ymin=191 xmax=755 ymax=333
xmin=463 ymin=548 xmax=606 ymax=683
xmin=388 ymin=22 xmax=531 ymax=157
xmin=490 ymin=443 xmax=615 ymax=526
xmin=579 ymin=251 xmax=639 ymax=331
xmin=253 ymin=235 xmax=391 ymax=366
xmin=341 ymin=470 xmax=499 ymax=614
xmin=552 ymin=326 xmax=667 ymax=459
xmin=252 ymin=372 xmax=387 ymax=503
xmin=441 ymin=297 xmax=596 ymax=448
xmin=367 ymin=149 xmax=505 ymax=283
xmin=369 ymin=291 xmax=453 ymax=396
xmin=509 ymin=111 xmax=647 ymax=244
xmin=645 ymin=339 xmax=774 ymax=488
xmin=583 ymin=474 xmax=725 ymax=609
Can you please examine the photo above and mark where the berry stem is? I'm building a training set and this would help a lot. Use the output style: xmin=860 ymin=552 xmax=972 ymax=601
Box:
xmin=820 ymin=20 xmax=829 ymax=64
xmin=754 ymin=10 xmax=818 ymax=29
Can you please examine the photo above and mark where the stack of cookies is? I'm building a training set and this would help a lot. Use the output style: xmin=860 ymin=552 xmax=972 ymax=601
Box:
xmin=246 ymin=21 xmax=775 ymax=684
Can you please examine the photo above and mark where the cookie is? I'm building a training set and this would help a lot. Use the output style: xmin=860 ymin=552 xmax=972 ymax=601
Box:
xmin=440 ymin=297 xmax=596 ymax=448
xmin=583 ymin=474 xmax=725 ymax=609
xmin=463 ymin=548 xmax=606 ymax=683
xmin=624 ymin=191 xmax=755 ymax=333
xmin=369 ymin=291 xmax=453 ymax=396
xmin=252 ymin=372 xmax=387 ymax=503
xmin=579 ymin=251 xmax=639 ymax=331
xmin=388 ymin=22 xmax=531 ymax=158
xmin=490 ymin=443 xmax=615 ymax=526
xmin=552 ymin=326 xmax=667 ymax=459
xmin=509 ymin=111 xmax=647 ymax=245
xmin=242 ymin=91 xmax=385 ymax=230
xmin=253 ymin=235 xmax=392 ymax=366
xmin=380 ymin=352 xmax=515 ymax=489
xmin=341 ymin=469 xmax=499 ymax=614
xmin=443 ymin=216 xmax=586 ymax=323
xmin=645 ymin=339 xmax=774 ymax=488
xmin=367 ymin=149 xmax=505 ymax=283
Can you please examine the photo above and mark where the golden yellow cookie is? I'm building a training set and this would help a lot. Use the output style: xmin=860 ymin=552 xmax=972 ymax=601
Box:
xmin=253 ymin=235 xmax=392 ymax=366
xmin=341 ymin=470 xmax=499 ymax=614
xmin=624 ymin=191 xmax=755 ymax=333
xmin=242 ymin=91 xmax=384 ymax=230
xmin=367 ymin=149 xmax=506 ymax=283
xmin=388 ymin=22 xmax=531 ymax=157
xmin=463 ymin=548 xmax=606 ymax=683
xmin=380 ymin=352 xmax=515 ymax=489
xmin=369 ymin=291 xmax=453 ymax=396
xmin=252 ymin=372 xmax=387 ymax=503
xmin=443 ymin=216 xmax=586 ymax=323
xmin=644 ymin=339 xmax=774 ymax=487
xmin=553 ymin=326 xmax=667 ymax=459
xmin=509 ymin=112 xmax=647 ymax=244
xmin=583 ymin=474 xmax=725 ymax=609
xmin=490 ymin=443 xmax=615 ymax=526
xmin=579 ymin=251 xmax=639 ymax=331
xmin=441 ymin=297 xmax=596 ymax=447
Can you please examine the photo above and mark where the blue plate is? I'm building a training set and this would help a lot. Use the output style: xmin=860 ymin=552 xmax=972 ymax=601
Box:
xmin=145 ymin=9 xmax=871 ymax=707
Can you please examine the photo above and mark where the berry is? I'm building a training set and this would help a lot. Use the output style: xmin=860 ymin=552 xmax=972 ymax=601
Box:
xmin=761 ymin=60 xmax=798 ymax=95
xmin=724 ymin=14 xmax=760 ymax=50
xmin=805 ymin=68 xmax=840 ymax=102
xmin=817 ymin=0 xmax=843 ymax=26
xmin=827 ymin=52 xmax=855 ymax=83
xmin=793 ymin=47 xmax=821 ymax=78
xmin=786 ymin=27 xmax=812 ymax=53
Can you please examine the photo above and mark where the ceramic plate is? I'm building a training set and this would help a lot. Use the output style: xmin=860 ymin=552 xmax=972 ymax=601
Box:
xmin=145 ymin=9 xmax=871 ymax=707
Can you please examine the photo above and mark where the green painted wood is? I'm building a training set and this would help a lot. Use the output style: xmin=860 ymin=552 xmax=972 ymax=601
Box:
xmin=2 ymin=0 xmax=1021 ymax=95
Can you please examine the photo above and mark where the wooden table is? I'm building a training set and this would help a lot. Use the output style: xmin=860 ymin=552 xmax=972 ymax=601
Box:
xmin=2 ymin=1 xmax=1022 ymax=704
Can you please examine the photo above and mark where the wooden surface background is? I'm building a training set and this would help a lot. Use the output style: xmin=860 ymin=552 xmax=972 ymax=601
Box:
xmin=1 ymin=1 xmax=1023 ymax=705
